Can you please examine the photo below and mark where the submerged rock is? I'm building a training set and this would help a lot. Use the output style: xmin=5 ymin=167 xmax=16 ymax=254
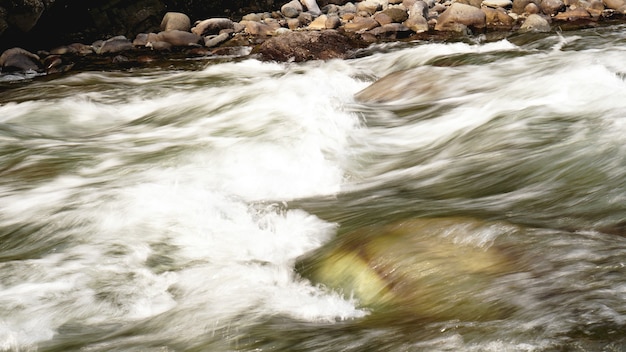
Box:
xmin=298 ymin=217 xmax=523 ymax=321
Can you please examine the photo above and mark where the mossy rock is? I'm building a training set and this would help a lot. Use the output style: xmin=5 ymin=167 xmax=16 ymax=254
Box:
xmin=298 ymin=217 xmax=523 ymax=322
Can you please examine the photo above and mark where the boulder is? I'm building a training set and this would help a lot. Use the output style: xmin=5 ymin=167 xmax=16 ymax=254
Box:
xmin=408 ymin=1 xmax=430 ymax=18
xmin=587 ymin=0 xmax=605 ymax=16
xmin=356 ymin=0 xmax=383 ymax=14
xmin=287 ymin=18 xmax=302 ymax=29
xmin=404 ymin=15 xmax=429 ymax=32
xmin=282 ymin=0 xmax=304 ymax=18
xmin=553 ymin=6 xmax=591 ymax=19
xmin=381 ymin=7 xmax=410 ymax=22
xmin=132 ymin=32 xmax=160 ymax=46
xmin=160 ymin=12 xmax=191 ymax=32
xmin=204 ymin=32 xmax=230 ymax=48
xmin=156 ymin=30 xmax=202 ymax=47
xmin=298 ymin=11 xmax=315 ymax=25
xmin=374 ymin=12 xmax=395 ymax=26
xmin=540 ymin=0 xmax=565 ymax=15
xmin=308 ymin=14 xmax=329 ymax=29
xmin=0 ymin=47 xmax=41 ymax=72
xmin=95 ymin=36 xmax=134 ymax=55
xmin=434 ymin=2 xmax=487 ymax=32
xmin=482 ymin=7 xmax=516 ymax=28
xmin=297 ymin=217 xmax=522 ymax=321
xmin=340 ymin=2 xmax=358 ymax=14
xmin=147 ymin=41 xmax=173 ymax=51
xmin=512 ymin=0 xmax=541 ymax=13
xmin=325 ymin=14 xmax=342 ymax=28
xmin=192 ymin=18 xmax=235 ymax=36
xmin=368 ymin=22 xmax=412 ymax=38
xmin=344 ymin=16 xmax=381 ymax=32
xmin=243 ymin=20 xmax=280 ymax=36
xmin=254 ymin=29 xmax=361 ymax=62
xmin=519 ymin=13 xmax=551 ymax=31
xmin=525 ymin=2 xmax=541 ymax=13
xmin=602 ymin=0 xmax=625 ymax=9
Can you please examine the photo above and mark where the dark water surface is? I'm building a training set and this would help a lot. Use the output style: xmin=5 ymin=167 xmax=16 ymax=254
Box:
xmin=0 ymin=26 xmax=625 ymax=351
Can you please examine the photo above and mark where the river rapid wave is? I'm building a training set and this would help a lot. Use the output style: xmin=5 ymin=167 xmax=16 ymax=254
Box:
xmin=0 ymin=26 xmax=625 ymax=351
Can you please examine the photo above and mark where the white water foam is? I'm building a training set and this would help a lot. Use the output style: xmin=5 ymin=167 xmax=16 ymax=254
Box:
xmin=0 ymin=59 xmax=370 ymax=349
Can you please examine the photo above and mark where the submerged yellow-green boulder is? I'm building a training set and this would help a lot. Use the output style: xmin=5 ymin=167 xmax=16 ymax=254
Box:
xmin=298 ymin=217 xmax=524 ymax=322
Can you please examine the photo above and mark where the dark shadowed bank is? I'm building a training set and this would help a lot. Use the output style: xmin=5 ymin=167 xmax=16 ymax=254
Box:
xmin=0 ymin=0 xmax=331 ymax=51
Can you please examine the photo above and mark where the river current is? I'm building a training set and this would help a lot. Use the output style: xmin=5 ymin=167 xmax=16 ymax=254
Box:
xmin=0 ymin=25 xmax=625 ymax=351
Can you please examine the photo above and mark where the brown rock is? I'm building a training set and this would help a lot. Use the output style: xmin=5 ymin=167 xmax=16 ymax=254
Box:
xmin=0 ymin=47 xmax=41 ymax=72
xmin=540 ymin=0 xmax=566 ymax=14
xmin=512 ymin=0 xmax=541 ymax=13
xmin=242 ymin=20 xmax=278 ymax=36
xmin=602 ymin=0 xmax=625 ymax=9
xmin=241 ymin=13 xmax=263 ymax=22
xmin=553 ymin=6 xmax=591 ymax=19
xmin=132 ymin=32 xmax=160 ymax=46
xmin=204 ymin=33 xmax=230 ymax=48
xmin=281 ymin=0 xmax=304 ymax=18
xmin=374 ymin=12 xmax=394 ymax=25
xmin=192 ymin=18 xmax=235 ymax=36
xmin=298 ymin=12 xmax=314 ymax=25
xmin=308 ymin=14 xmax=328 ymax=29
xmin=254 ymin=30 xmax=361 ymax=62
xmin=287 ymin=18 xmax=301 ymax=29
xmin=325 ymin=14 xmax=342 ymax=29
xmin=525 ymin=2 xmax=541 ymax=13
xmin=368 ymin=23 xmax=411 ymax=38
xmin=157 ymin=30 xmax=202 ymax=47
xmin=519 ymin=13 xmax=551 ymax=31
xmin=147 ymin=41 xmax=173 ymax=51
xmin=382 ymin=7 xmax=410 ymax=22
xmin=482 ymin=7 xmax=515 ymax=28
xmin=456 ymin=0 xmax=484 ymax=7
xmin=96 ymin=36 xmax=134 ymax=54
xmin=404 ymin=15 xmax=429 ymax=32
xmin=160 ymin=12 xmax=191 ymax=32
xmin=587 ymin=0 xmax=605 ymax=16
xmin=408 ymin=1 xmax=430 ymax=18
xmin=435 ymin=3 xmax=487 ymax=32
xmin=344 ymin=16 xmax=380 ymax=32
xmin=356 ymin=0 xmax=382 ymax=15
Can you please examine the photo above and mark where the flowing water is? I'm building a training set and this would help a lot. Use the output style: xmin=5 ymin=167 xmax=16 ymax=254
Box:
xmin=0 ymin=25 xmax=625 ymax=351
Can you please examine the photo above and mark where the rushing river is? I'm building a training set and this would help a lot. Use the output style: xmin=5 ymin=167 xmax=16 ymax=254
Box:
xmin=1 ymin=25 xmax=625 ymax=351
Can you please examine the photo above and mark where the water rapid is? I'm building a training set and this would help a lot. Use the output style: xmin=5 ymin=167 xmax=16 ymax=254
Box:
xmin=0 ymin=25 xmax=625 ymax=351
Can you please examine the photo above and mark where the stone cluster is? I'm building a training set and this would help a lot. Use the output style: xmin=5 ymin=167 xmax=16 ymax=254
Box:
xmin=1 ymin=0 xmax=624 ymax=74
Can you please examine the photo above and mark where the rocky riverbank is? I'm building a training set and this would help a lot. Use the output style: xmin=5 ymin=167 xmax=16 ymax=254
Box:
xmin=1 ymin=0 xmax=625 ymax=76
